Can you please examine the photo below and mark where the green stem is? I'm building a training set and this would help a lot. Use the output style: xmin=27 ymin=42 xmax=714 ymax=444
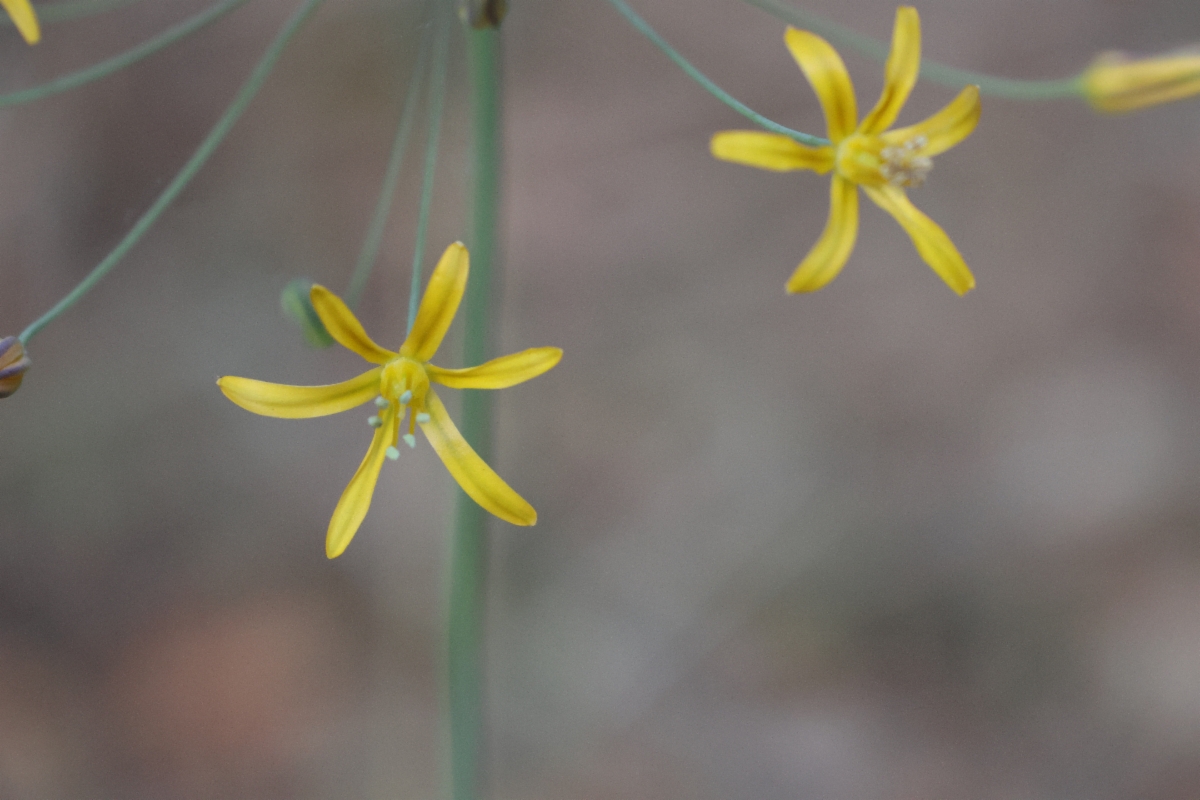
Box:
xmin=743 ymin=0 xmax=1084 ymax=101
xmin=407 ymin=6 xmax=451 ymax=333
xmin=345 ymin=4 xmax=433 ymax=308
xmin=603 ymin=0 xmax=828 ymax=145
xmin=19 ymin=0 xmax=322 ymax=345
xmin=446 ymin=24 xmax=501 ymax=800
xmin=0 ymin=0 xmax=253 ymax=108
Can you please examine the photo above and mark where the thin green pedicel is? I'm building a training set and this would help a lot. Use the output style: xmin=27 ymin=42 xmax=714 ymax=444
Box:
xmin=346 ymin=1 xmax=435 ymax=308
xmin=0 ymin=0 xmax=253 ymax=108
xmin=605 ymin=0 xmax=828 ymax=146
xmin=20 ymin=0 xmax=324 ymax=345
xmin=743 ymin=0 xmax=1083 ymax=101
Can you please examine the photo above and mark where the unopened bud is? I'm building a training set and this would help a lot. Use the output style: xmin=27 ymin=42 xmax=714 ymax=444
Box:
xmin=1081 ymin=49 xmax=1200 ymax=113
xmin=0 ymin=336 xmax=30 ymax=398
xmin=280 ymin=278 xmax=334 ymax=348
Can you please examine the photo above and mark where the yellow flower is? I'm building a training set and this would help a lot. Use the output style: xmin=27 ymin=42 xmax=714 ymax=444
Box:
xmin=218 ymin=242 xmax=562 ymax=558
xmin=711 ymin=7 xmax=980 ymax=295
xmin=2 ymin=0 xmax=40 ymax=44
xmin=1081 ymin=49 xmax=1200 ymax=113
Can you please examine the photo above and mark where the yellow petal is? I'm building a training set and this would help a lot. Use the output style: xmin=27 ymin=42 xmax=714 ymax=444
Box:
xmin=326 ymin=410 xmax=397 ymax=558
xmin=863 ymin=183 xmax=975 ymax=295
xmin=858 ymin=6 xmax=920 ymax=135
xmin=428 ymin=347 xmax=562 ymax=390
xmin=784 ymin=27 xmax=858 ymax=142
xmin=787 ymin=175 xmax=859 ymax=293
xmin=217 ymin=368 xmax=382 ymax=418
xmin=401 ymin=242 xmax=469 ymax=362
xmin=882 ymin=85 xmax=980 ymax=157
xmin=710 ymin=131 xmax=835 ymax=173
xmin=1081 ymin=50 xmax=1200 ymax=113
xmin=419 ymin=391 xmax=536 ymax=526
xmin=2 ymin=0 xmax=39 ymax=44
xmin=310 ymin=285 xmax=397 ymax=364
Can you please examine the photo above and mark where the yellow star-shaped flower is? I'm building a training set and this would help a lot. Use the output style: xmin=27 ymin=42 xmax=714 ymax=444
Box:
xmin=711 ymin=7 xmax=980 ymax=295
xmin=2 ymin=0 xmax=39 ymax=44
xmin=218 ymin=242 xmax=562 ymax=558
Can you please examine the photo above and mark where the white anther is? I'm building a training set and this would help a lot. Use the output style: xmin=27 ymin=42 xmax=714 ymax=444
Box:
xmin=399 ymin=390 xmax=413 ymax=404
xmin=416 ymin=412 xmax=431 ymax=424
xmin=374 ymin=396 xmax=389 ymax=408
xmin=385 ymin=446 xmax=400 ymax=461
xmin=367 ymin=415 xmax=382 ymax=427
xmin=879 ymin=138 xmax=933 ymax=188
xmin=403 ymin=433 xmax=417 ymax=448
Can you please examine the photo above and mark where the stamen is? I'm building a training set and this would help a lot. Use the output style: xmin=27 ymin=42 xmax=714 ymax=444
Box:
xmin=367 ymin=415 xmax=382 ymax=427
xmin=385 ymin=446 xmax=400 ymax=461
xmin=879 ymin=136 xmax=932 ymax=188
xmin=403 ymin=433 xmax=417 ymax=448
xmin=399 ymin=390 xmax=413 ymax=405
xmin=416 ymin=412 xmax=431 ymax=424
xmin=374 ymin=396 xmax=389 ymax=408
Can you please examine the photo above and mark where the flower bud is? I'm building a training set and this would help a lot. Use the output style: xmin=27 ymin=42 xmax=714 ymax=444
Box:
xmin=280 ymin=278 xmax=334 ymax=348
xmin=0 ymin=336 xmax=30 ymax=398
xmin=1081 ymin=49 xmax=1200 ymax=113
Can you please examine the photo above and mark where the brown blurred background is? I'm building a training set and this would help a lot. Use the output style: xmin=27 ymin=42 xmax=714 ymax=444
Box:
xmin=4 ymin=0 xmax=1200 ymax=797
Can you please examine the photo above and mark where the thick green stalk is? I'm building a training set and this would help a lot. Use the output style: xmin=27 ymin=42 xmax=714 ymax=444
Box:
xmin=0 ymin=0 xmax=253 ymax=108
xmin=604 ymin=0 xmax=828 ymax=145
xmin=743 ymin=0 xmax=1083 ymax=101
xmin=446 ymin=25 xmax=501 ymax=800
xmin=19 ymin=0 xmax=323 ymax=345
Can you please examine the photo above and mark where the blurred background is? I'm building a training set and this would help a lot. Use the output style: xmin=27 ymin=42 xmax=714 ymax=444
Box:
xmin=3 ymin=0 xmax=1200 ymax=797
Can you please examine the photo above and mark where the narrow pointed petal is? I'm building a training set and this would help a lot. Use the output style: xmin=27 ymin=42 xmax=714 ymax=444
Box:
xmin=882 ymin=85 xmax=980 ymax=157
xmin=218 ymin=368 xmax=382 ymax=418
xmin=863 ymin=184 xmax=975 ymax=295
xmin=428 ymin=347 xmax=562 ymax=390
xmin=787 ymin=176 xmax=859 ymax=293
xmin=710 ymin=131 xmax=835 ymax=173
xmin=420 ymin=392 xmax=536 ymax=526
xmin=401 ymin=242 xmax=469 ymax=362
xmin=859 ymin=6 xmax=921 ymax=135
xmin=2 ymin=0 xmax=39 ymax=44
xmin=310 ymin=285 xmax=396 ymax=364
xmin=785 ymin=27 xmax=858 ymax=142
xmin=326 ymin=411 xmax=397 ymax=558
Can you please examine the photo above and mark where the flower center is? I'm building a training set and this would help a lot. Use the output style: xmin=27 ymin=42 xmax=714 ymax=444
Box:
xmin=372 ymin=357 xmax=433 ymax=451
xmin=380 ymin=357 xmax=429 ymax=407
xmin=878 ymin=136 xmax=932 ymax=188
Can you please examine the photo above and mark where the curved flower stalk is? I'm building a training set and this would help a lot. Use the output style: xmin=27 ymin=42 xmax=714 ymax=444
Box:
xmin=711 ymin=6 xmax=980 ymax=295
xmin=218 ymin=242 xmax=562 ymax=558
xmin=2 ymin=0 xmax=39 ymax=44
xmin=1081 ymin=49 xmax=1200 ymax=113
